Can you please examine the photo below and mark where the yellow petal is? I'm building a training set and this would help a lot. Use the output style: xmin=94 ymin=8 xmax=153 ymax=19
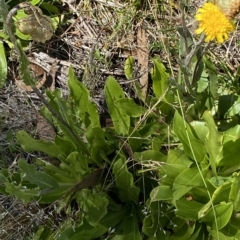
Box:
xmin=194 ymin=2 xmax=235 ymax=44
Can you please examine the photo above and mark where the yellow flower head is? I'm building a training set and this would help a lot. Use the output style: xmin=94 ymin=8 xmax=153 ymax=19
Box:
xmin=195 ymin=2 xmax=235 ymax=43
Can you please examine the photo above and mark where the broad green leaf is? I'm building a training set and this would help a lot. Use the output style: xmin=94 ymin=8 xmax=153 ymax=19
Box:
xmin=115 ymin=98 xmax=146 ymax=117
xmin=190 ymin=121 xmax=208 ymax=143
xmin=55 ymin=136 xmax=77 ymax=157
xmin=40 ymin=185 xmax=74 ymax=203
xmin=124 ymin=56 xmax=134 ymax=80
xmin=0 ymin=172 xmax=8 ymax=182
xmin=41 ymin=91 xmax=89 ymax=154
xmin=40 ymin=3 xmax=60 ymax=14
xmin=229 ymin=172 xmax=240 ymax=212
xmin=134 ymin=150 xmax=166 ymax=162
xmin=18 ymin=159 xmax=59 ymax=189
xmin=223 ymin=125 xmax=240 ymax=143
xmin=143 ymin=215 xmax=171 ymax=239
xmin=30 ymin=0 xmax=41 ymax=5
xmin=166 ymin=221 xmax=191 ymax=240
xmin=128 ymin=128 xmax=142 ymax=152
xmin=210 ymin=229 xmax=239 ymax=240
xmin=17 ymin=130 xmax=60 ymax=157
xmin=167 ymin=149 xmax=192 ymax=166
xmin=65 ymin=151 xmax=89 ymax=180
xmin=32 ymin=222 xmax=54 ymax=240
xmin=5 ymin=182 xmax=39 ymax=203
xmin=58 ymin=219 xmax=106 ymax=240
xmin=68 ymin=66 xmax=100 ymax=128
xmin=0 ymin=42 xmax=7 ymax=88
xmin=36 ymin=158 xmax=75 ymax=179
xmin=197 ymin=71 xmax=208 ymax=93
xmin=176 ymin=198 xmax=203 ymax=220
xmin=58 ymin=210 xmax=125 ymax=240
xmin=113 ymin=155 xmax=140 ymax=203
xmin=123 ymin=207 xmax=141 ymax=240
xmin=159 ymin=164 xmax=188 ymax=187
xmin=221 ymin=223 xmax=240 ymax=238
xmin=152 ymin=137 xmax=162 ymax=151
xmin=151 ymin=58 xmax=169 ymax=97
xmin=205 ymin=58 xmax=218 ymax=99
xmin=173 ymin=168 xmax=204 ymax=202
xmin=138 ymin=122 xmax=161 ymax=138
xmin=142 ymin=201 xmax=173 ymax=238
xmin=198 ymin=181 xmax=232 ymax=219
xmin=104 ymin=77 xmax=130 ymax=135
xmin=150 ymin=185 xmax=172 ymax=201
xmin=218 ymin=94 xmax=238 ymax=119
xmin=76 ymin=190 xmax=109 ymax=226
xmin=202 ymin=111 xmax=223 ymax=174
xmin=17 ymin=40 xmax=36 ymax=86
xmin=200 ymin=202 xmax=233 ymax=230
xmin=173 ymin=111 xmax=206 ymax=162
xmin=218 ymin=138 xmax=240 ymax=167
xmin=227 ymin=96 xmax=240 ymax=116
xmin=85 ymin=127 xmax=104 ymax=144
xmin=90 ymin=138 xmax=110 ymax=164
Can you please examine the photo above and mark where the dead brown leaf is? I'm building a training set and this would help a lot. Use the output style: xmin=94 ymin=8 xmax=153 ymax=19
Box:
xmin=36 ymin=113 xmax=56 ymax=141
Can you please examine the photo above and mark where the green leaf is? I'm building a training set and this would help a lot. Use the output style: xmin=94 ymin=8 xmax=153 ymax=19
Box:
xmin=173 ymin=111 xmax=206 ymax=162
xmin=223 ymin=125 xmax=240 ymax=143
xmin=202 ymin=111 xmax=223 ymax=174
xmin=55 ymin=136 xmax=77 ymax=157
xmin=128 ymin=128 xmax=142 ymax=152
xmin=200 ymin=202 xmax=233 ymax=230
xmin=190 ymin=121 xmax=208 ymax=143
xmin=218 ymin=94 xmax=238 ymax=119
xmin=17 ymin=130 xmax=60 ymax=157
xmin=16 ymin=40 xmax=36 ymax=86
xmin=152 ymin=137 xmax=162 ymax=151
xmin=42 ymin=91 xmax=89 ymax=154
xmin=166 ymin=221 xmax=191 ymax=240
xmin=176 ymin=198 xmax=204 ymax=220
xmin=124 ymin=56 xmax=134 ymax=80
xmin=159 ymin=164 xmax=188 ymax=187
xmin=40 ymin=2 xmax=60 ymax=14
xmin=0 ymin=42 xmax=7 ymax=88
xmin=104 ymin=77 xmax=130 ymax=135
xmin=142 ymin=201 xmax=173 ymax=238
xmin=150 ymin=185 xmax=172 ymax=201
xmin=197 ymin=71 xmax=208 ymax=93
xmin=113 ymin=155 xmax=140 ymax=203
xmin=198 ymin=181 xmax=232 ymax=219
xmin=229 ymin=172 xmax=240 ymax=212
xmin=205 ymin=57 xmax=218 ymax=99
xmin=209 ymin=229 xmax=239 ymax=240
xmin=134 ymin=150 xmax=166 ymax=162
xmin=115 ymin=98 xmax=146 ymax=117
xmin=173 ymin=168 xmax=204 ymax=202
xmin=138 ymin=122 xmax=161 ymax=138
xmin=65 ymin=151 xmax=89 ymax=179
xmin=40 ymin=185 xmax=74 ymax=203
xmin=68 ymin=66 xmax=100 ymax=128
xmin=76 ymin=190 xmax=109 ymax=226
xmin=5 ymin=182 xmax=39 ymax=203
xmin=218 ymin=139 xmax=240 ymax=168
xmin=123 ymin=207 xmax=141 ymax=240
xmin=151 ymin=58 xmax=169 ymax=97
xmin=58 ymin=209 xmax=125 ymax=240
xmin=167 ymin=149 xmax=192 ymax=166
xmin=18 ymin=159 xmax=59 ymax=189
xmin=227 ymin=95 xmax=240 ymax=116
